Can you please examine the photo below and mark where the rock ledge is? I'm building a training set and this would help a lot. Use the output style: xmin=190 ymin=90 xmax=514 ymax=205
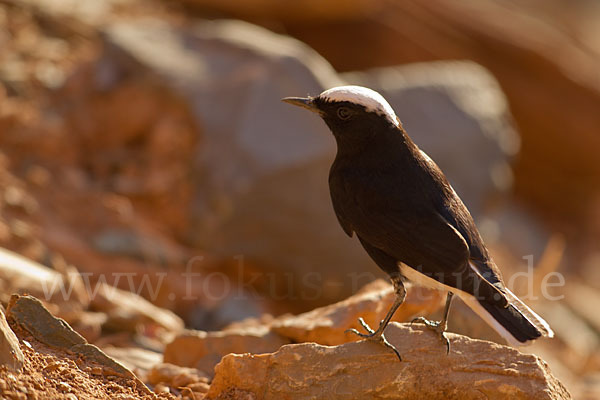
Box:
xmin=206 ymin=323 xmax=570 ymax=400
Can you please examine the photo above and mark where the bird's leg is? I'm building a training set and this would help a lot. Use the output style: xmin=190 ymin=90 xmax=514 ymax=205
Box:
xmin=411 ymin=292 xmax=454 ymax=354
xmin=345 ymin=276 xmax=406 ymax=360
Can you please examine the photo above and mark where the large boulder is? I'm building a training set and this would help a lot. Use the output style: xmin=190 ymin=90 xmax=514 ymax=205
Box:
xmin=206 ymin=323 xmax=571 ymax=400
xmin=279 ymin=0 xmax=600 ymax=230
xmin=98 ymin=19 xmax=517 ymax=306
xmin=270 ymin=280 xmax=444 ymax=346
xmin=162 ymin=280 xmax=443 ymax=376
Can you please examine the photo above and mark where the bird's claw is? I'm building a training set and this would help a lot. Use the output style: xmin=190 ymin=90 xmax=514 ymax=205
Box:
xmin=345 ymin=318 xmax=402 ymax=361
xmin=410 ymin=316 xmax=451 ymax=354
xmin=344 ymin=317 xmax=377 ymax=338
xmin=357 ymin=317 xmax=376 ymax=335
xmin=344 ymin=317 xmax=379 ymax=338
xmin=410 ymin=316 xmax=439 ymax=328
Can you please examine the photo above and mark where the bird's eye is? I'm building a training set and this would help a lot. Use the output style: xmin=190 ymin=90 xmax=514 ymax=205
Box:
xmin=337 ymin=107 xmax=352 ymax=120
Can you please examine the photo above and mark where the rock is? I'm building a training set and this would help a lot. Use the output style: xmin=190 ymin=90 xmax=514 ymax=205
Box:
xmin=222 ymin=314 xmax=276 ymax=332
xmin=283 ymin=0 xmax=600 ymax=228
xmin=0 ymin=247 xmax=88 ymax=314
xmin=6 ymin=294 xmax=87 ymax=349
xmin=102 ymin=346 xmax=162 ymax=379
xmin=563 ymin=281 xmax=600 ymax=333
xmin=271 ymin=279 xmax=444 ymax=345
xmin=68 ymin=311 xmax=107 ymax=343
xmin=180 ymin=0 xmax=386 ymax=21
xmin=479 ymin=203 xmax=552 ymax=262
xmin=6 ymin=294 xmax=135 ymax=380
xmin=148 ymin=362 xmax=210 ymax=389
xmin=100 ymin=18 xmax=516 ymax=307
xmin=1 ymin=0 xmax=222 ymax=329
xmin=342 ymin=61 xmax=519 ymax=218
xmin=578 ymin=372 xmax=600 ymax=400
xmin=163 ymin=326 xmax=290 ymax=377
xmin=99 ymin=17 xmax=359 ymax=308
xmin=91 ymin=228 xmax=189 ymax=263
xmin=2 ymin=315 xmax=161 ymax=399
xmin=206 ymin=323 xmax=571 ymax=400
xmin=187 ymin=290 xmax=270 ymax=332
xmin=535 ymin=301 xmax=599 ymax=365
xmin=0 ymin=308 xmax=24 ymax=371
xmin=42 ymin=228 xmax=212 ymax=328
xmin=12 ymin=0 xmax=138 ymax=28
xmin=581 ymin=253 xmax=600 ymax=291
xmin=163 ymin=279 xmax=442 ymax=378
xmin=90 ymin=282 xmax=184 ymax=336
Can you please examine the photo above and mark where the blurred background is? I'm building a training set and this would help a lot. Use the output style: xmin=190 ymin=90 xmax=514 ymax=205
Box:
xmin=0 ymin=0 xmax=599 ymax=397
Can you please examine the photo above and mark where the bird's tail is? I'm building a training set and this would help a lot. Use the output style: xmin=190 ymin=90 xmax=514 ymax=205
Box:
xmin=457 ymin=288 xmax=553 ymax=347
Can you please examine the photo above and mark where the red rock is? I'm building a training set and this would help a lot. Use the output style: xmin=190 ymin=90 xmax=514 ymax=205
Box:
xmin=147 ymin=362 xmax=209 ymax=388
xmin=0 ymin=308 xmax=24 ymax=371
xmin=102 ymin=346 xmax=162 ymax=379
xmin=207 ymin=323 xmax=571 ymax=400
xmin=271 ymin=279 xmax=443 ymax=345
xmin=163 ymin=327 xmax=290 ymax=378
xmin=179 ymin=0 xmax=385 ymax=21
xmin=0 ymin=248 xmax=89 ymax=314
xmin=90 ymin=283 xmax=184 ymax=338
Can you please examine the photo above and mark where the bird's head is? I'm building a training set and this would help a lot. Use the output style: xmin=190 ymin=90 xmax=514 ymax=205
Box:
xmin=282 ymin=86 xmax=401 ymax=149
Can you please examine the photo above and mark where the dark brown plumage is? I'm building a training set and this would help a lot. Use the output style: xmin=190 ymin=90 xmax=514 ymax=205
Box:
xmin=283 ymin=85 xmax=552 ymax=356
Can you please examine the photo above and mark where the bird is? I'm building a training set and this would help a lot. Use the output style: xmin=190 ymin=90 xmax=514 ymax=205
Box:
xmin=282 ymin=85 xmax=553 ymax=360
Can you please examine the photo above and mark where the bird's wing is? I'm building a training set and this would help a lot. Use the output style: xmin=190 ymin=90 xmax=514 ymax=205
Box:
xmin=436 ymin=188 xmax=506 ymax=290
xmin=330 ymin=164 xmax=469 ymax=274
xmin=359 ymin=204 xmax=505 ymax=304
xmin=354 ymin=204 xmax=470 ymax=277
xmin=418 ymin=149 xmax=508 ymax=295
xmin=335 ymin=168 xmax=504 ymax=305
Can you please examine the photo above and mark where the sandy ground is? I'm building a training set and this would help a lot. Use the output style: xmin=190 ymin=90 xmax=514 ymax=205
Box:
xmin=0 ymin=323 xmax=174 ymax=400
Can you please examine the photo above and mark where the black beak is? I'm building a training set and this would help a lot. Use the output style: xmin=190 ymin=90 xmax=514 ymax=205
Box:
xmin=282 ymin=97 xmax=320 ymax=114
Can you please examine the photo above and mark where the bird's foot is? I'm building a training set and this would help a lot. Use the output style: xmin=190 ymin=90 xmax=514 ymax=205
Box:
xmin=410 ymin=317 xmax=450 ymax=354
xmin=345 ymin=317 xmax=402 ymax=361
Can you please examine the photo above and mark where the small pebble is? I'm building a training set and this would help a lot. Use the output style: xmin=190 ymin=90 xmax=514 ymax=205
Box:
xmin=43 ymin=362 xmax=60 ymax=373
xmin=57 ymin=382 xmax=72 ymax=393
xmin=187 ymin=382 xmax=210 ymax=394
xmin=154 ymin=383 xmax=170 ymax=394
xmin=90 ymin=366 xmax=103 ymax=375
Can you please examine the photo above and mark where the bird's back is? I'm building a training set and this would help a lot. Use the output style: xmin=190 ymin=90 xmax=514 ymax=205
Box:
xmin=329 ymin=127 xmax=505 ymax=292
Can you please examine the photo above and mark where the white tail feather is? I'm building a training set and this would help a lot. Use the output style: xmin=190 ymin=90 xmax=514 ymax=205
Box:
xmin=456 ymin=292 xmax=524 ymax=347
xmin=456 ymin=289 xmax=553 ymax=347
xmin=504 ymin=288 xmax=554 ymax=338
xmin=399 ymin=262 xmax=553 ymax=345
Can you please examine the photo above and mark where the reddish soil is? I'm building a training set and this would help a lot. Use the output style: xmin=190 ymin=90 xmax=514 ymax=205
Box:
xmin=0 ymin=324 xmax=174 ymax=400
